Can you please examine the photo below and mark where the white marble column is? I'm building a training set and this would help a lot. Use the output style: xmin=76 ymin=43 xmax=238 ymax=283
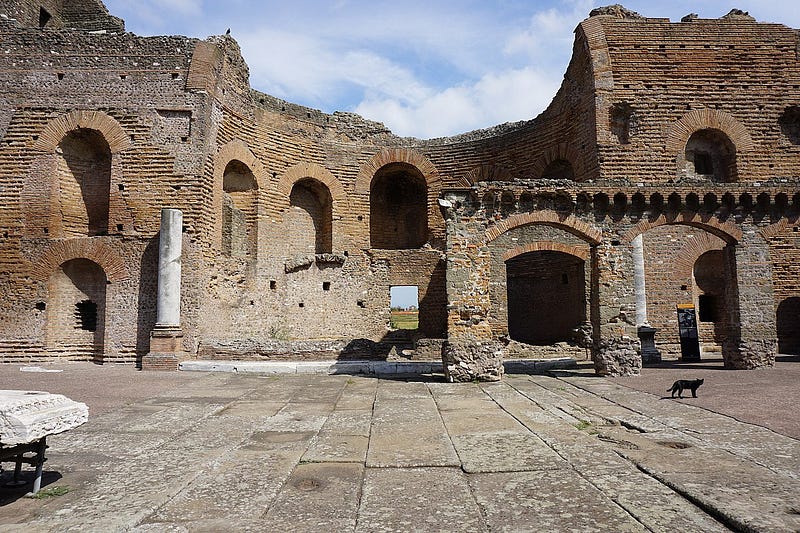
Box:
xmin=631 ymin=234 xmax=648 ymax=326
xmin=145 ymin=208 xmax=184 ymax=370
xmin=156 ymin=208 xmax=182 ymax=328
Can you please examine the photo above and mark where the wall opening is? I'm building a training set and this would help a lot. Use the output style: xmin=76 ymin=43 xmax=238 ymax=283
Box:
xmin=370 ymin=163 xmax=427 ymax=249
xmin=684 ymin=128 xmax=737 ymax=182
xmin=506 ymin=251 xmax=586 ymax=344
xmin=777 ymin=296 xmax=800 ymax=354
xmin=46 ymin=258 xmax=107 ymax=359
xmin=39 ymin=7 xmax=52 ymax=28
xmin=57 ymin=128 xmax=112 ymax=237
xmin=289 ymin=178 xmax=333 ymax=254
xmin=222 ymin=160 xmax=258 ymax=257
xmin=610 ymin=102 xmax=636 ymax=144
xmin=390 ymin=285 xmax=418 ymax=330
xmin=693 ymin=249 xmax=728 ymax=352
xmin=779 ymin=106 xmax=800 ymax=145
xmin=540 ymin=159 xmax=575 ymax=181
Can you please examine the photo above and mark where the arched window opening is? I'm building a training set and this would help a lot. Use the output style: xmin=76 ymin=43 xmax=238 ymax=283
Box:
xmin=288 ymin=178 xmax=333 ymax=254
xmin=779 ymin=106 xmax=800 ymax=145
xmin=693 ymin=250 xmax=727 ymax=352
xmin=222 ymin=160 xmax=258 ymax=257
xmin=506 ymin=251 xmax=586 ymax=345
xmin=369 ymin=163 xmax=427 ymax=249
xmin=777 ymin=297 xmax=800 ymax=355
xmin=46 ymin=258 xmax=107 ymax=359
xmin=684 ymin=128 xmax=737 ymax=182
xmin=540 ymin=159 xmax=575 ymax=181
xmin=57 ymin=128 xmax=111 ymax=237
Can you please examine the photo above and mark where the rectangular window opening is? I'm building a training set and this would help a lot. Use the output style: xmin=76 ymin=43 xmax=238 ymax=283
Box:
xmin=698 ymin=294 xmax=717 ymax=322
xmin=390 ymin=286 xmax=419 ymax=330
xmin=75 ymin=300 xmax=98 ymax=331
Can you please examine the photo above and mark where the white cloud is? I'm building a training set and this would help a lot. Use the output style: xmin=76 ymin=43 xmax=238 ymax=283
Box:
xmin=355 ymin=66 xmax=562 ymax=139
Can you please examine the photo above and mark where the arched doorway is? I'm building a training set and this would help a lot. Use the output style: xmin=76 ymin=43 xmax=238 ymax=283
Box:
xmin=693 ymin=249 xmax=729 ymax=356
xmin=370 ymin=163 xmax=427 ymax=249
xmin=46 ymin=258 xmax=107 ymax=360
xmin=506 ymin=250 xmax=586 ymax=344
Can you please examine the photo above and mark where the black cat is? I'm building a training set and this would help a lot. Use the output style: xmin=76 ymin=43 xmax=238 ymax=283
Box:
xmin=667 ymin=378 xmax=704 ymax=398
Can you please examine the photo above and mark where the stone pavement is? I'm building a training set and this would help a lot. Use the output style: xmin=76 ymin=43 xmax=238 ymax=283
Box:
xmin=0 ymin=364 xmax=798 ymax=532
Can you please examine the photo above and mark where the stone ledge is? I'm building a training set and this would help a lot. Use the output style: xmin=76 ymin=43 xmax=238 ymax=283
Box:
xmin=179 ymin=360 xmax=443 ymax=376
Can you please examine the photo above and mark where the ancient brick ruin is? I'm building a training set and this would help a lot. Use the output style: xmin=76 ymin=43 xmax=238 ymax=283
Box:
xmin=0 ymin=2 xmax=797 ymax=380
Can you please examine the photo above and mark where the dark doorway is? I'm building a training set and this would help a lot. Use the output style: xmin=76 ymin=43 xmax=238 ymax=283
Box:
xmin=777 ymin=297 xmax=800 ymax=354
xmin=506 ymin=251 xmax=586 ymax=344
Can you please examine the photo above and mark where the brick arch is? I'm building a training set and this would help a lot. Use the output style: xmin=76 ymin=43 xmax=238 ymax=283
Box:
xmin=33 ymin=109 xmax=131 ymax=154
xmin=214 ymin=139 xmax=268 ymax=191
xmin=31 ymin=239 xmax=129 ymax=283
xmin=672 ymin=232 xmax=728 ymax=279
xmin=463 ymin=164 xmax=515 ymax=185
xmin=354 ymin=148 xmax=440 ymax=194
xmin=665 ymin=109 xmax=755 ymax=153
xmin=760 ymin=218 xmax=800 ymax=240
xmin=621 ymin=213 xmax=742 ymax=244
xmin=530 ymin=143 xmax=586 ymax=181
xmin=276 ymin=162 xmax=348 ymax=212
xmin=502 ymin=241 xmax=590 ymax=262
xmin=483 ymin=211 xmax=602 ymax=245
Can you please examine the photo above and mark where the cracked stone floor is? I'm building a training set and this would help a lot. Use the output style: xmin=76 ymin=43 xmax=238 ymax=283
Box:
xmin=1 ymin=364 xmax=798 ymax=532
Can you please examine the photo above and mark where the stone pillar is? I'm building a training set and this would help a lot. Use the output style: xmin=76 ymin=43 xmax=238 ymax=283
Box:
xmin=722 ymin=232 xmax=776 ymax=369
xmin=440 ymin=194 xmax=504 ymax=382
xmin=632 ymin=234 xmax=661 ymax=363
xmin=143 ymin=208 xmax=184 ymax=371
xmin=592 ymin=242 xmax=641 ymax=376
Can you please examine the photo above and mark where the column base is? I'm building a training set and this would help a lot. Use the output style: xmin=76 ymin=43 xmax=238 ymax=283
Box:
xmin=143 ymin=325 xmax=184 ymax=371
xmin=637 ymin=325 xmax=662 ymax=365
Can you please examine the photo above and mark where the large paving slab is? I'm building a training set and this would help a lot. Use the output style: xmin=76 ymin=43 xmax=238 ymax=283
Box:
xmin=1 ymin=364 xmax=798 ymax=531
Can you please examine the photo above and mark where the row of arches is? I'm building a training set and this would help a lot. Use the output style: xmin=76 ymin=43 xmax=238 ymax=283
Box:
xmin=217 ymin=154 xmax=432 ymax=258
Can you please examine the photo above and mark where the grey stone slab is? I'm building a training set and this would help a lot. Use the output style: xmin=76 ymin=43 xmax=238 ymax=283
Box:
xmin=469 ymin=470 xmax=647 ymax=532
xmin=257 ymin=402 xmax=334 ymax=432
xmin=303 ymin=433 xmax=369 ymax=463
xmin=367 ymin=396 xmax=458 ymax=467
xmin=212 ymin=400 xmax=285 ymax=418
xmin=589 ymin=471 xmax=729 ymax=533
xmin=146 ymin=447 xmax=296 ymax=523
xmin=263 ymin=462 xmax=363 ymax=531
xmin=357 ymin=467 xmax=485 ymax=532
xmin=320 ymin=409 xmax=372 ymax=436
xmin=452 ymin=431 xmax=568 ymax=473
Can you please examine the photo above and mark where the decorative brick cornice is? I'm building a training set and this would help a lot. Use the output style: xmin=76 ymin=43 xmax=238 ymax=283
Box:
xmin=483 ymin=211 xmax=602 ymax=245
xmin=31 ymin=239 xmax=129 ymax=282
xmin=33 ymin=110 xmax=131 ymax=154
xmin=665 ymin=109 xmax=755 ymax=154
xmin=502 ymin=241 xmax=590 ymax=261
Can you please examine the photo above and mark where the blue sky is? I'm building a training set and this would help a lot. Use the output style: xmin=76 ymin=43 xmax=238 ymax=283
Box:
xmin=103 ymin=1 xmax=799 ymax=139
